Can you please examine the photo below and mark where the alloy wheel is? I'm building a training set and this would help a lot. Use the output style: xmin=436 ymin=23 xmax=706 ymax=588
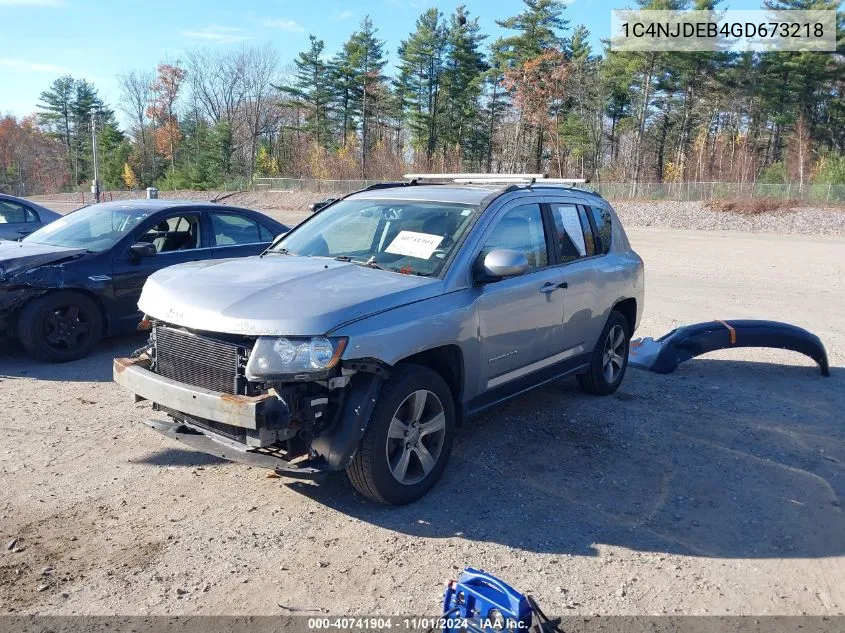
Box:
xmin=602 ymin=324 xmax=626 ymax=383
xmin=385 ymin=389 xmax=447 ymax=485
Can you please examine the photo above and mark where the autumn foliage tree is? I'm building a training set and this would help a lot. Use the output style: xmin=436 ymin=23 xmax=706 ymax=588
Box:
xmin=147 ymin=63 xmax=186 ymax=171
xmin=502 ymin=49 xmax=569 ymax=175
xmin=0 ymin=115 xmax=69 ymax=195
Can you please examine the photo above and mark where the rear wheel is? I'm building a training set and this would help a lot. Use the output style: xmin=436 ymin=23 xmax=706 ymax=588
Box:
xmin=346 ymin=364 xmax=455 ymax=505
xmin=577 ymin=311 xmax=630 ymax=395
xmin=18 ymin=291 xmax=103 ymax=362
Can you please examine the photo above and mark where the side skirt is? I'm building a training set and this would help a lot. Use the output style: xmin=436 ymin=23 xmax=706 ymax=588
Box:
xmin=465 ymin=353 xmax=591 ymax=416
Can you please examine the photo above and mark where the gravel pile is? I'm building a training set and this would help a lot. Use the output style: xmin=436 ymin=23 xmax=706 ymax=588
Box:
xmin=612 ymin=201 xmax=845 ymax=235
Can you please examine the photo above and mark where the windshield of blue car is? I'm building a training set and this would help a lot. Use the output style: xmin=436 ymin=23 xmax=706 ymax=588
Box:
xmin=23 ymin=205 xmax=152 ymax=252
xmin=271 ymin=199 xmax=481 ymax=276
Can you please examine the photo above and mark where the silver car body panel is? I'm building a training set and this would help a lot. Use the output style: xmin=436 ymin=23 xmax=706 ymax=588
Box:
xmin=137 ymin=188 xmax=644 ymax=407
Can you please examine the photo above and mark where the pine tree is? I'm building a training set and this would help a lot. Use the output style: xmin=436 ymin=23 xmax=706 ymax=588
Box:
xmin=37 ymin=76 xmax=75 ymax=174
xmin=491 ymin=0 xmax=569 ymax=70
xmin=441 ymin=6 xmax=488 ymax=168
xmin=280 ymin=35 xmax=334 ymax=149
xmin=397 ymin=8 xmax=448 ymax=163
xmin=343 ymin=16 xmax=388 ymax=176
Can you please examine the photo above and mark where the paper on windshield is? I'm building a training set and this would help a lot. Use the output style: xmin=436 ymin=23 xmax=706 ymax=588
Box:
xmin=385 ymin=231 xmax=444 ymax=259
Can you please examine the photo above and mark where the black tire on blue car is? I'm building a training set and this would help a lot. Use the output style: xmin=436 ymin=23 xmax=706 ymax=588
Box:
xmin=18 ymin=291 xmax=103 ymax=362
xmin=346 ymin=364 xmax=455 ymax=505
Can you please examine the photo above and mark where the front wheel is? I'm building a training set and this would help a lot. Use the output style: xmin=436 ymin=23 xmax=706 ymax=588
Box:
xmin=18 ymin=291 xmax=104 ymax=362
xmin=346 ymin=364 xmax=455 ymax=505
xmin=577 ymin=311 xmax=630 ymax=395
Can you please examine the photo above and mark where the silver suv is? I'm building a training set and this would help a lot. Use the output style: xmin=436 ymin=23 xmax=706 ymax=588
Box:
xmin=114 ymin=176 xmax=644 ymax=504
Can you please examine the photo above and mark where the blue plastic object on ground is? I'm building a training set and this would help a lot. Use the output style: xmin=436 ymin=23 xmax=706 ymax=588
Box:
xmin=442 ymin=568 xmax=533 ymax=632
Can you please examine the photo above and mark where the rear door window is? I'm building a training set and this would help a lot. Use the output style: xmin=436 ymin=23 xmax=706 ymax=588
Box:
xmin=210 ymin=213 xmax=262 ymax=246
xmin=589 ymin=205 xmax=612 ymax=255
xmin=550 ymin=203 xmax=595 ymax=263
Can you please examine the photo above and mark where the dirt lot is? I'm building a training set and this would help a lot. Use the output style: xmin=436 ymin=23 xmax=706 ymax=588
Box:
xmin=1 ymin=226 xmax=843 ymax=616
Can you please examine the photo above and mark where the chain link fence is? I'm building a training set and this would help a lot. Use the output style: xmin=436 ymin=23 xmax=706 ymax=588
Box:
xmin=588 ymin=181 xmax=845 ymax=204
xmin=253 ymin=177 xmax=845 ymax=204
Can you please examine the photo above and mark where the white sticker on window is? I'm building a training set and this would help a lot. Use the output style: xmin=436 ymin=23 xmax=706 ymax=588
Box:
xmin=385 ymin=230 xmax=444 ymax=259
xmin=554 ymin=206 xmax=586 ymax=257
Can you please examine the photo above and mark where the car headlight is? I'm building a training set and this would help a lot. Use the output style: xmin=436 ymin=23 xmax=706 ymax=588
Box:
xmin=245 ymin=336 xmax=347 ymax=380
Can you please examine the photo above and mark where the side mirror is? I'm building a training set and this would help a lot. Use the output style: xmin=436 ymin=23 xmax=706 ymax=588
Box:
xmin=476 ymin=249 xmax=529 ymax=282
xmin=309 ymin=198 xmax=338 ymax=213
xmin=130 ymin=242 xmax=157 ymax=258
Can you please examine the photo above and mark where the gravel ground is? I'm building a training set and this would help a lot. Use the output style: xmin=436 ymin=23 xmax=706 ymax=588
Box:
xmin=612 ymin=201 xmax=845 ymax=235
xmin=1 ymin=228 xmax=843 ymax=616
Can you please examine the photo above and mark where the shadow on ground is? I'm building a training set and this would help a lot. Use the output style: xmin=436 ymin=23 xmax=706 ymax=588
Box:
xmin=134 ymin=448 xmax=228 ymax=467
xmin=289 ymin=358 xmax=844 ymax=559
xmin=0 ymin=334 xmax=146 ymax=382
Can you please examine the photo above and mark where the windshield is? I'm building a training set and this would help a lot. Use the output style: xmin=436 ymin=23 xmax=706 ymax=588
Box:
xmin=272 ymin=199 xmax=481 ymax=277
xmin=23 ymin=204 xmax=152 ymax=252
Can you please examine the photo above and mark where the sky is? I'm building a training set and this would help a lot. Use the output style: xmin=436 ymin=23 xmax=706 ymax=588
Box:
xmin=1 ymin=0 xmax=765 ymax=126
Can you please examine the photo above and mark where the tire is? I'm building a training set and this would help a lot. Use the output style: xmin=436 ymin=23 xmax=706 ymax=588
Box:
xmin=577 ymin=310 xmax=630 ymax=396
xmin=346 ymin=364 xmax=455 ymax=505
xmin=18 ymin=291 xmax=104 ymax=362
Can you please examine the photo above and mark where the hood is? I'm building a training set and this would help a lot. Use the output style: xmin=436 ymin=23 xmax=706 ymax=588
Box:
xmin=0 ymin=240 xmax=87 ymax=281
xmin=139 ymin=255 xmax=442 ymax=336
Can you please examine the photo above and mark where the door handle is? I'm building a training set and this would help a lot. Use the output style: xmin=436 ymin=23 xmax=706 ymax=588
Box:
xmin=540 ymin=282 xmax=566 ymax=294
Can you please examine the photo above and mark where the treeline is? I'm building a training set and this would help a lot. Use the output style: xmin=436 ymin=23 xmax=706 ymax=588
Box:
xmin=2 ymin=0 xmax=844 ymax=196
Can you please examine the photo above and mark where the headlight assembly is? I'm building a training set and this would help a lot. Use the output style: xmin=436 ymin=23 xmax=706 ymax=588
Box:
xmin=246 ymin=336 xmax=347 ymax=380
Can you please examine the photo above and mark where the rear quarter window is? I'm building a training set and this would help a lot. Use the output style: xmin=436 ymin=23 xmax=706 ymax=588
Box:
xmin=590 ymin=206 xmax=613 ymax=255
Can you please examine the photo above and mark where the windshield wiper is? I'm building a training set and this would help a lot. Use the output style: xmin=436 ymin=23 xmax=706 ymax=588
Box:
xmin=264 ymin=248 xmax=293 ymax=257
xmin=335 ymin=255 xmax=391 ymax=272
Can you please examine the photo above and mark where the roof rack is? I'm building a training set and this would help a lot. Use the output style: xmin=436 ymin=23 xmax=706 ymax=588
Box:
xmin=403 ymin=173 xmax=588 ymax=186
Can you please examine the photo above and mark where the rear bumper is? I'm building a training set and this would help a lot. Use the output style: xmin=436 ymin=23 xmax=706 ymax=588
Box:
xmin=113 ymin=356 xmax=283 ymax=430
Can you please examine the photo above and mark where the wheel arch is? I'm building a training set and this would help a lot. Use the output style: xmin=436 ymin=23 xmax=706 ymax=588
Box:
xmin=395 ymin=344 xmax=465 ymax=426
xmin=15 ymin=287 xmax=112 ymax=338
xmin=612 ymin=297 xmax=637 ymax=336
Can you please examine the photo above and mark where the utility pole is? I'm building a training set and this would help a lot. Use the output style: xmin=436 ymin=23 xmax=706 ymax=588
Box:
xmin=91 ymin=111 xmax=100 ymax=203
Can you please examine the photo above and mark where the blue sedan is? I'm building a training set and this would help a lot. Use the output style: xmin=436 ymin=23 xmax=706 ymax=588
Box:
xmin=0 ymin=200 xmax=288 ymax=361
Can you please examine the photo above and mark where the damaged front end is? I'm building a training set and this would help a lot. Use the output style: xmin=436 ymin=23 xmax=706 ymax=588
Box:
xmin=113 ymin=321 xmax=384 ymax=475
xmin=0 ymin=248 xmax=88 ymax=337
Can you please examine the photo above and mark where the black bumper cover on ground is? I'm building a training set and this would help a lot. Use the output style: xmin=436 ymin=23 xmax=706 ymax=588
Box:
xmin=629 ymin=319 xmax=830 ymax=376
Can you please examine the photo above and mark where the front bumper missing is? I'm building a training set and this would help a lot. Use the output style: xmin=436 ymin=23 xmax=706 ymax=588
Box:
xmin=142 ymin=417 xmax=326 ymax=476
xmin=114 ymin=356 xmax=328 ymax=475
xmin=113 ymin=356 xmax=281 ymax=430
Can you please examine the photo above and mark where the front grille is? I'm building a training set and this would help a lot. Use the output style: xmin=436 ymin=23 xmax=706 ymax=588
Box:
xmin=153 ymin=326 xmax=249 ymax=395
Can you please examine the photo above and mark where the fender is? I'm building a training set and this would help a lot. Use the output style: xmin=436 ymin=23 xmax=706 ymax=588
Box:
xmin=311 ymin=372 xmax=384 ymax=470
xmin=629 ymin=320 xmax=830 ymax=376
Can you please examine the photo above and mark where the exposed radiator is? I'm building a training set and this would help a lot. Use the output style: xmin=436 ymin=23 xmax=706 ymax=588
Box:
xmin=153 ymin=326 xmax=250 ymax=395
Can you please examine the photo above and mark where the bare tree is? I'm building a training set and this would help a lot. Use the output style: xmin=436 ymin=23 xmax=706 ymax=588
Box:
xmin=117 ymin=70 xmax=154 ymax=182
xmin=240 ymin=44 xmax=280 ymax=180
xmin=185 ymin=48 xmax=248 ymax=127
